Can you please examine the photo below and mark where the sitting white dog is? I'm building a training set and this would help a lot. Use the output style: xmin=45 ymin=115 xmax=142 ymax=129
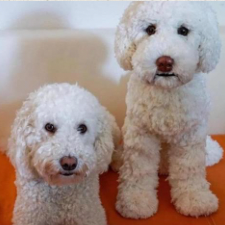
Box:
xmin=114 ymin=1 xmax=223 ymax=219
xmin=8 ymin=83 xmax=120 ymax=225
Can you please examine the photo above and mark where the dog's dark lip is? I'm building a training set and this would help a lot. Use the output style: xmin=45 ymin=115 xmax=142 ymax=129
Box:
xmin=60 ymin=172 xmax=74 ymax=176
xmin=156 ymin=73 xmax=176 ymax=77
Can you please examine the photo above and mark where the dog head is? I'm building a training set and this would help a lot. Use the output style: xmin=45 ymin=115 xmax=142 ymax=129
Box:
xmin=115 ymin=2 xmax=221 ymax=89
xmin=8 ymin=83 xmax=118 ymax=185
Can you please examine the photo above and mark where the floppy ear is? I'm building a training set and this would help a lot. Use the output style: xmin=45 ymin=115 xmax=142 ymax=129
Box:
xmin=114 ymin=2 xmax=139 ymax=71
xmin=8 ymin=101 xmax=35 ymax=180
xmin=115 ymin=23 xmax=136 ymax=71
xmin=198 ymin=5 xmax=221 ymax=73
xmin=94 ymin=108 xmax=121 ymax=174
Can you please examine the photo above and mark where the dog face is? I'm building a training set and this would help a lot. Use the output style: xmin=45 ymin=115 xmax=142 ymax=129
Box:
xmin=9 ymin=84 xmax=116 ymax=185
xmin=115 ymin=2 xmax=221 ymax=89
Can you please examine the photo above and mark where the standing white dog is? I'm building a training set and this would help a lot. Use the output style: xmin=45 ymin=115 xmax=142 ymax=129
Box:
xmin=114 ymin=1 xmax=223 ymax=219
xmin=8 ymin=83 xmax=120 ymax=225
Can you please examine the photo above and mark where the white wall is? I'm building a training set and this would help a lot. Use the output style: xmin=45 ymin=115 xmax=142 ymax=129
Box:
xmin=0 ymin=2 xmax=225 ymax=144
xmin=0 ymin=1 xmax=131 ymax=30
xmin=0 ymin=2 xmax=224 ymax=29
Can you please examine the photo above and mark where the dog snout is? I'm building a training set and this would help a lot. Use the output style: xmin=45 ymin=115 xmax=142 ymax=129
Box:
xmin=156 ymin=56 xmax=174 ymax=72
xmin=60 ymin=156 xmax=78 ymax=171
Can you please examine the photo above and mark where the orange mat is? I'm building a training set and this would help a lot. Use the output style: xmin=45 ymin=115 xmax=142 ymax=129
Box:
xmin=0 ymin=136 xmax=224 ymax=225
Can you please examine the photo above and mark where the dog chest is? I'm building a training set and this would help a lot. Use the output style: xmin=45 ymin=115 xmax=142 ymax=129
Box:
xmin=147 ymin=101 xmax=194 ymax=136
xmin=127 ymin=75 xmax=208 ymax=137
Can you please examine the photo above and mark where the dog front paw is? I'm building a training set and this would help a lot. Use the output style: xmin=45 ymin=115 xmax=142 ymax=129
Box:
xmin=174 ymin=189 xmax=218 ymax=217
xmin=116 ymin=186 xmax=158 ymax=219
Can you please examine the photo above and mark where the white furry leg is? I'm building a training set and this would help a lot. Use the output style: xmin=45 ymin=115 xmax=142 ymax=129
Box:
xmin=13 ymin=200 xmax=48 ymax=225
xmin=116 ymin=129 xmax=161 ymax=219
xmin=75 ymin=202 xmax=107 ymax=225
xmin=169 ymin=139 xmax=218 ymax=217
xmin=159 ymin=136 xmax=223 ymax=175
xmin=206 ymin=135 xmax=223 ymax=166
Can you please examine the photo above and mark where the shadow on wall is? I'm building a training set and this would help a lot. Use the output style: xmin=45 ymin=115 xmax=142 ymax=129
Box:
xmin=9 ymin=11 xmax=71 ymax=29
xmin=0 ymin=30 xmax=128 ymax=144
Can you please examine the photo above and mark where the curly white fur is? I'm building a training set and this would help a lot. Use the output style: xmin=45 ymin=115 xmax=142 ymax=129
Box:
xmin=114 ymin=1 xmax=223 ymax=219
xmin=8 ymin=83 xmax=120 ymax=225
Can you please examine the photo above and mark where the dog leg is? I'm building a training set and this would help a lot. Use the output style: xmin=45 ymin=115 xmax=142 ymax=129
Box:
xmin=13 ymin=206 xmax=48 ymax=225
xmin=13 ymin=188 xmax=56 ymax=225
xmin=116 ymin=126 xmax=161 ymax=219
xmin=72 ymin=203 xmax=107 ymax=225
xmin=81 ymin=206 xmax=107 ymax=225
xmin=169 ymin=137 xmax=218 ymax=217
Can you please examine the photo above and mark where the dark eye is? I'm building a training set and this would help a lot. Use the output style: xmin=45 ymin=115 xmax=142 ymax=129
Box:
xmin=178 ymin=26 xmax=189 ymax=36
xmin=45 ymin=123 xmax=56 ymax=133
xmin=145 ymin=25 xmax=156 ymax=36
xmin=77 ymin=124 xmax=87 ymax=134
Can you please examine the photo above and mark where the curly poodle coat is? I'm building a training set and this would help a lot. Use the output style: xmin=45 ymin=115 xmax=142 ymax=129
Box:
xmin=8 ymin=83 xmax=120 ymax=225
xmin=114 ymin=1 xmax=223 ymax=219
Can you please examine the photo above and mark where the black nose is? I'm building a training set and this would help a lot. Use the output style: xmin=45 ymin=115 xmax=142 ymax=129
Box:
xmin=156 ymin=56 xmax=174 ymax=72
xmin=60 ymin=156 xmax=77 ymax=171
